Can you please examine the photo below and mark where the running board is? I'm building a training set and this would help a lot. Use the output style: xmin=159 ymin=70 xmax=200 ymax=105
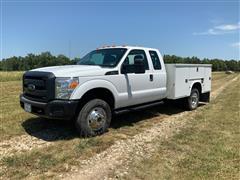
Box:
xmin=114 ymin=100 xmax=164 ymax=115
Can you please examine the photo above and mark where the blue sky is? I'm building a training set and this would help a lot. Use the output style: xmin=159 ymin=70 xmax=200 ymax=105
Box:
xmin=1 ymin=0 xmax=239 ymax=60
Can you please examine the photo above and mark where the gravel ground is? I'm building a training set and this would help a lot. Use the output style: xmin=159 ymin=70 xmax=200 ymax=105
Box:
xmin=0 ymin=135 xmax=51 ymax=158
xmin=0 ymin=127 xmax=75 ymax=158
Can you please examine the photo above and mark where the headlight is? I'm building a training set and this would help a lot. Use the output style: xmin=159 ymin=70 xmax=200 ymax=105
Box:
xmin=55 ymin=77 xmax=79 ymax=99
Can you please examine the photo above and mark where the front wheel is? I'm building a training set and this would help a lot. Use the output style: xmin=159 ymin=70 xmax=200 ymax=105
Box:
xmin=186 ymin=88 xmax=199 ymax=110
xmin=75 ymin=99 xmax=112 ymax=137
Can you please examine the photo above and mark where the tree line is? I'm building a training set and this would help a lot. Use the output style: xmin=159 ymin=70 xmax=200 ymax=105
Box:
xmin=164 ymin=55 xmax=240 ymax=71
xmin=0 ymin=52 xmax=79 ymax=71
xmin=0 ymin=52 xmax=239 ymax=71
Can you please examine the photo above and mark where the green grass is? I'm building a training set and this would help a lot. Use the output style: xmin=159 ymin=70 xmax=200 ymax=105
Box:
xmin=0 ymin=71 xmax=24 ymax=82
xmin=123 ymin=75 xmax=240 ymax=180
xmin=0 ymin=81 xmax=34 ymax=139
xmin=0 ymin=71 xmax=239 ymax=179
xmin=2 ymin=149 xmax=64 ymax=179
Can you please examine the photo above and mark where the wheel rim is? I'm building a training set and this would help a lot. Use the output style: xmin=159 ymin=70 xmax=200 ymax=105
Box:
xmin=191 ymin=92 xmax=198 ymax=108
xmin=87 ymin=107 xmax=107 ymax=131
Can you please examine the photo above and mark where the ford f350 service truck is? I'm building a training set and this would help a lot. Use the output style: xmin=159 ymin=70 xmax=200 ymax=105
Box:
xmin=20 ymin=46 xmax=212 ymax=136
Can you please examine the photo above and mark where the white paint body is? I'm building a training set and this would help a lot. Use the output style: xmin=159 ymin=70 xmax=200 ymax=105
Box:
xmin=165 ymin=64 xmax=212 ymax=99
xmin=31 ymin=46 xmax=212 ymax=109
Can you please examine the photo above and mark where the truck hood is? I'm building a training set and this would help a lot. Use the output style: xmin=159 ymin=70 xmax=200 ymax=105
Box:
xmin=31 ymin=65 xmax=113 ymax=77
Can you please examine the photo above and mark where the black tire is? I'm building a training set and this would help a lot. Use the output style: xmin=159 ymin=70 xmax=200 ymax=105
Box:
xmin=185 ymin=88 xmax=200 ymax=110
xmin=75 ymin=99 xmax=111 ymax=137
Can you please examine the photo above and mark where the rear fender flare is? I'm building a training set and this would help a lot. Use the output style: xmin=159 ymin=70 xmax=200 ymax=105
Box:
xmin=189 ymin=80 xmax=202 ymax=95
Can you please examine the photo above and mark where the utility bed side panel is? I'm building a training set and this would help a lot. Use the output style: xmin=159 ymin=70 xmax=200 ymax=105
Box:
xmin=165 ymin=64 xmax=212 ymax=99
xmin=189 ymin=67 xmax=204 ymax=79
xmin=165 ymin=64 xmax=176 ymax=99
xmin=204 ymin=67 xmax=212 ymax=92
xmin=174 ymin=67 xmax=190 ymax=98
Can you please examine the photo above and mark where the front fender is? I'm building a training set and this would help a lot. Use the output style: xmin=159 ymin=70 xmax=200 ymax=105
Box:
xmin=70 ymin=79 xmax=119 ymax=102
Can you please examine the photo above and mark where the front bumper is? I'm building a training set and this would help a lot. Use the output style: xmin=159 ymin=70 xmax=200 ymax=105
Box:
xmin=20 ymin=94 xmax=78 ymax=120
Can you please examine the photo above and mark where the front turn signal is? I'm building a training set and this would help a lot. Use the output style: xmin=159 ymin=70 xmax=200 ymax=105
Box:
xmin=69 ymin=81 xmax=79 ymax=89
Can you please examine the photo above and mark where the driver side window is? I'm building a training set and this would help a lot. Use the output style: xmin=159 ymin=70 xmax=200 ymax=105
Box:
xmin=123 ymin=50 xmax=149 ymax=70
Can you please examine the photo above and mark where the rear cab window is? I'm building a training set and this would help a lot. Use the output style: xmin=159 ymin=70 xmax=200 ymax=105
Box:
xmin=149 ymin=50 xmax=161 ymax=70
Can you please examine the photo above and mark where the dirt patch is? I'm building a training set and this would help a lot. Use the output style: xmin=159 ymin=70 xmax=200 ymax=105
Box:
xmin=0 ymin=124 xmax=76 ymax=159
xmin=0 ymin=135 xmax=50 ymax=158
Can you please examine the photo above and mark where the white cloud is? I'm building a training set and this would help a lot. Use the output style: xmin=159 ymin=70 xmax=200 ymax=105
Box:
xmin=193 ymin=28 xmax=233 ymax=35
xmin=215 ymin=24 xmax=240 ymax=31
xmin=193 ymin=29 xmax=216 ymax=36
xmin=231 ymin=42 xmax=240 ymax=47
xmin=193 ymin=22 xmax=240 ymax=36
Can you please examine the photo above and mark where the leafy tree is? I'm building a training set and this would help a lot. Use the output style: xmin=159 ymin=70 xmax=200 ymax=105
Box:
xmin=0 ymin=52 xmax=77 ymax=71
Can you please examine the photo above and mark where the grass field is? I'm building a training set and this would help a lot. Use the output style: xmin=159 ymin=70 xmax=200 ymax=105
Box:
xmin=0 ymin=71 xmax=24 ymax=82
xmin=0 ymin=71 xmax=239 ymax=179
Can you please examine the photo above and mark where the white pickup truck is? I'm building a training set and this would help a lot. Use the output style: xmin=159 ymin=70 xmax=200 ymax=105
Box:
xmin=20 ymin=46 xmax=212 ymax=136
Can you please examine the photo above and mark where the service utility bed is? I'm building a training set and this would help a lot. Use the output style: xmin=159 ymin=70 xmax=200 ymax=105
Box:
xmin=165 ymin=64 xmax=212 ymax=99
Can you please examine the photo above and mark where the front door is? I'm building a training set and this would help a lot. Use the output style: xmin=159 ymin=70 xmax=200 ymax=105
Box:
xmin=120 ymin=49 xmax=158 ymax=106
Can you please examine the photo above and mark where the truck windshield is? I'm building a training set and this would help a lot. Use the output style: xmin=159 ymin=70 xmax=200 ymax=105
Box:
xmin=77 ymin=48 xmax=127 ymax=67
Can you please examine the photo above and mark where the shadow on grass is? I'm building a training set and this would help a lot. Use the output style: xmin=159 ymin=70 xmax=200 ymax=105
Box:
xmin=22 ymin=118 xmax=78 ymax=141
xmin=22 ymin=102 xmax=206 ymax=141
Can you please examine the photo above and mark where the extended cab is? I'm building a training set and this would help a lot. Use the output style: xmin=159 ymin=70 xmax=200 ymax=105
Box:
xmin=20 ymin=46 xmax=212 ymax=136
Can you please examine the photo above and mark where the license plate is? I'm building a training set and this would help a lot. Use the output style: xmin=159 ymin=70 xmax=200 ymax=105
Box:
xmin=24 ymin=103 xmax=32 ymax=112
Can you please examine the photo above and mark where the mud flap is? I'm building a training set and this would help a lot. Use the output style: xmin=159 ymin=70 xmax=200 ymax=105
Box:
xmin=200 ymin=92 xmax=210 ymax=102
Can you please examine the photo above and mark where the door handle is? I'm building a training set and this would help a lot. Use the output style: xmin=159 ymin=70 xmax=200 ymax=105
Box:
xmin=150 ymin=74 xmax=153 ymax=81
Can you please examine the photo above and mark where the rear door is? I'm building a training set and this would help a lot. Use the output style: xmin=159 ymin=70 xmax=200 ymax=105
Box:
xmin=148 ymin=50 xmax=167 ymax=99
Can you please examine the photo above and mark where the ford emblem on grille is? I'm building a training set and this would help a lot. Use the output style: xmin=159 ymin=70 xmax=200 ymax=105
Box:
xmin=28 ymin=84 xmax=36 ymax=91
